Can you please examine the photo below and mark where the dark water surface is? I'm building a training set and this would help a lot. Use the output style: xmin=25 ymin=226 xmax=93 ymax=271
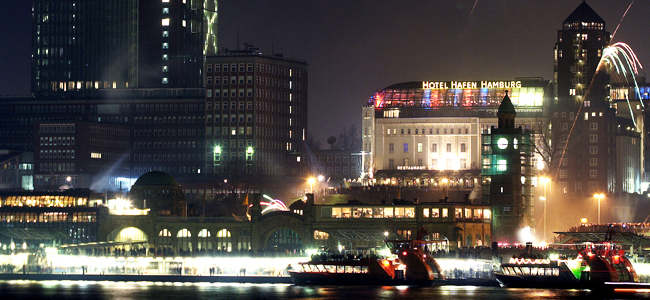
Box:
xmin=0 ymin=280 xmax=645 ymax=299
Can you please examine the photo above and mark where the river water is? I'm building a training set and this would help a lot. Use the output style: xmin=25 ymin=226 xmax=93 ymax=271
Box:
xmin=3 ymin=280 xmax=646 ymax=300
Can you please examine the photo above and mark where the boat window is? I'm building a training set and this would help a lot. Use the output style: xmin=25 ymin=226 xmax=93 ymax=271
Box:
xmin=405 ymin=207 xmax=415 ymax=218
xmin=341 ymin=207 xmax=351 ymax=218
xmin=553 ymin=268 xmax=559 ymax=276
xmin=363 ymin=207 xmax=373 ymax=218
xmin=531 ymin=267 xmax=538 ymax=275
xmin=513 ymin=267 xmax=522 ymax=275
xmin=395 ymin=207 xmax=405 ymax=218
xmin=353 ymin=266 xmax=362 ymax=273
xmin=353 ymin=207 xmax=363 ymax=218
xmin=345 ymin=266 xmax=352 ymax=273
xmin=373 ymin=207 xmax=384 ymax=218
xmin=325 ymin=265 xmax=336 ymax=273
xmin=332 ymin=207 xmax=341 ymax=218
xmin=384 ymin=207 xmax=394 ymax=218
xmin=521 ymin=267 xmax=530 ymax=275
xmin=545 ymin=268 xmax=552 ymax=276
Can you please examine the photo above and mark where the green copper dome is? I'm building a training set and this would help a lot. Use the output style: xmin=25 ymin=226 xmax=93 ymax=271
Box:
xmin=497 ymin=91 xmax=516 ymax=115
xmin=133 ymin=171 xmax=180 ymax=187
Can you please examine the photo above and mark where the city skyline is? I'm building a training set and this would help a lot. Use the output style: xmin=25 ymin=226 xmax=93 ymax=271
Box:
xmin=1 ymin=1 xmax=649 ymax=143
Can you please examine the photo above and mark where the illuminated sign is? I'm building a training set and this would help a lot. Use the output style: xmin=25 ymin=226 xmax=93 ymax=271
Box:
xmin=397 ymin=166 xmax=427 ymax=170
xmin=422 ymin=81 xmax=522 ymax=89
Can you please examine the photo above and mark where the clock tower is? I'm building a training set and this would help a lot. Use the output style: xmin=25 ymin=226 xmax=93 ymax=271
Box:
xmin=482 ymin=91 xmax=535 ymax=244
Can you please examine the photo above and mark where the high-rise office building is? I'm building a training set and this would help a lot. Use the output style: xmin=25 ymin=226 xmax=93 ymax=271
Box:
xmin=31 ymin=0 xmax=218 ymax=96
xmin=551 ymin=1 xmax=643 ymax=197
xmin=205 ymin=46 xmax=308 ymax=182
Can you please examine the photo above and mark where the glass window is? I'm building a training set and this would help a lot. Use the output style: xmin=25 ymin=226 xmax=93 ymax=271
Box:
xmin=405 ymin=207 xmax=415 ymax=218
xmin=332 ymin=207 xmax=341 ymax=218
xmin=384 ymin=207 xmax=394 ymax=218
xmin=395 ymin=207 xmax=405 ymax=218
xmin=442 ymin=208 xmax=448 ymax=218
xmin=465 ymin=208 xmax=471 ymax=218
xmin=455 ymin=208 xmax=462 ymax=218
xmin=432 ymin=208 xmax=440 ymax=218
xmin=341 ymin=207 xmax=351 ymax=218
xmin=423 ymin=208 xmax=430 ymax=218
xmin=373 ymin=207 xmax=384 ymax=218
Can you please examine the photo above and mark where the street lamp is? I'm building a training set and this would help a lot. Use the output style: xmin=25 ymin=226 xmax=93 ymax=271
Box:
xmin=308 ymin=177 xmax=315 ymax=193
xmin=594 ymin=193 xmax=605 ymax=223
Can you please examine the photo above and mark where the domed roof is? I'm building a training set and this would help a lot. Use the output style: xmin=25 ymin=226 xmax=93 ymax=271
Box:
xmin=497 ymin=91 xmax=516 ymax=115
xmin=133 ymin=171 xmax=180 ymax=187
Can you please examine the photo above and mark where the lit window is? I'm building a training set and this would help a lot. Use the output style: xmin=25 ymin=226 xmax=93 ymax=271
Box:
xmin=162 ymin=78 xmax=168 ymax=84
xmin=162 ymin=43 xmax=169 ymax=49
xmin=162 ymin=31 xmax=169 ymax=37
xmin=162 ymin=66 xmax=168 ymax=72
xmin=162 ymin=54 xmax=168 ymax=60
xmin=163 ymin=8 xmax=169 ymax=14
xmin=162 ymin=18 xmax=170 ymax=26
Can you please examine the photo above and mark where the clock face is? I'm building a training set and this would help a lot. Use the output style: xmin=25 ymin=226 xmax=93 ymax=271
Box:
xmin=497 ymin=138 xmax=508 ymax=149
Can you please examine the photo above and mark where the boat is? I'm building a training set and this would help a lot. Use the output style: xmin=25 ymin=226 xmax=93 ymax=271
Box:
xmin=495 ymin=227 xmax=639 ymax=289
xmin=289 ymin=228 xmax=445 ymax=285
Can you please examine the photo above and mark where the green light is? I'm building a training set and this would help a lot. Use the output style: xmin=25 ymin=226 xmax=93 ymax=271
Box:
xmin=246 ymin=146 xmax=254 ymax=154
xmin=214 ymin=146 xmax=221 ymax=154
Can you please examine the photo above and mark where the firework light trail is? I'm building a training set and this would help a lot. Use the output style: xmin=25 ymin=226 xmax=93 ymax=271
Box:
xmin=554 ymin=42 xmax=643 ymax=183
xmin=611 ymin=0 xmax=634 ymax=40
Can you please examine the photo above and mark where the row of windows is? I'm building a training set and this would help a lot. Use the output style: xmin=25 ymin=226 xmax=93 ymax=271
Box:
xmin=134 ymin=129 xmax=200 ymax=137
xmin=38 ymin=123 xmax=75 ymax=134
xmin=206 ymin=63 xmax=254 ymax=74
xmin=135 ymin=103 xmax=200 ymax=113
xmin=321 ymin=207 xmax=416 ymax=219
xmin=207 ymin=76 xmax=253 ymax=86
xmin=39 ymin=149 xmax=75 ymax=159
xmin=559 ymin=169 xmax=598 ymax=179
xmin=38 ymin=162 xmax=75 ymax=173
xmin=134 ymin=116 xmax=200 ymax=124
xmin=387 ymin=127 xmax=470 ymax=135
xmin=207 ymin=89 xmax=253 ymax=98
xmin=389 ymin=142 xmax=467 ymax=153
xmin=134 ymin=141 xmax=202 ymax=150
xmin=206 ymin=127 xmax=254 ymax=136
xmin=89 ymin=138 xmax=129 ymax=148
xmin=39 ymin=136 xmax=75 ymax=147
xmin=302 ymin=166 xmax=358 ymax=176
xmin=2 ymin=105 xmax=85 ymax=115
xmin=207 ymin=114 xmax=253 ymax=123
xmin=302 ymin=155 xmax=357 ymax=164
xmin=206 ymin=101 xmax=253 ymax=111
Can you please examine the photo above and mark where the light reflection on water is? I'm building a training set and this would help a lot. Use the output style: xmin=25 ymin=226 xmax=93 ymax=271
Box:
xmin=0 ymin=280 xmax=645 ymax=299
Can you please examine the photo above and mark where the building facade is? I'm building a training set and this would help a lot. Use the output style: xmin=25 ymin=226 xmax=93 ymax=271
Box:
xmin=362 ymin=79 xmax=551 ymax=186
xmin=205 ymin=47 xmax=308 ymax=181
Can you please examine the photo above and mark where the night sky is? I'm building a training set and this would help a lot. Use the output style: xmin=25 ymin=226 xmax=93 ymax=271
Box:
xmin=1 ymin=1 xmax=648 ymax=143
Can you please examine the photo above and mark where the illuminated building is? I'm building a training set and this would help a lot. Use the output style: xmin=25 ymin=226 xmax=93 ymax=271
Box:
xmin=362 ymin=79 xmax=550 ymax=187
xmin=481 ymin=92 xmax=534 ymax=243
xmin=205 ymin=46 xmax=308 ymax=181
xmin=0 ymin=189 xmax=104 ymax=247
xmin=31 ymin=0 xmax=218 ymax=96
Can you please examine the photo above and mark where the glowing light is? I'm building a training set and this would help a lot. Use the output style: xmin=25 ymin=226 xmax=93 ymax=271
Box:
xmin=517 ymin=226 xmax=535 ymax=245
xmin=260 ymin=196 xmax=289 ymax=214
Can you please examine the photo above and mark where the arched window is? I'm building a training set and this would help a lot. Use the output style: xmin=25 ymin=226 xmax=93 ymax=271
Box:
xmin=238 ymin=229 xmax=251 ymax=252
xmin=177 ymin=229 xmax=192 ymax=253
xmin=476 ymin=234 xmax=483 ymax=247
xmin=485 ymin=234 xmax=491 ymax=245
xmin=198 ymin=229 xmax=212 ymax=251
xmin=465 ymin=234 xmax=473 ymax=248
xmin=158 ymin=229 xmax=173 ymax=255
xmin=266 ymin=228 xmax=302 ymax=252
xmin=216 ymin=229 xmax=232 ymax=252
